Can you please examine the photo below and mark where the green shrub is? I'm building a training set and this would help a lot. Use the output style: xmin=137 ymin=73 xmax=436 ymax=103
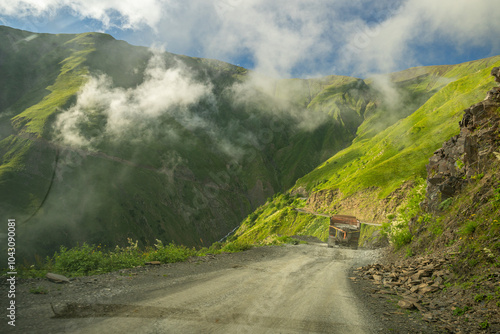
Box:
xmin=275 ymin=236 xmax=302 ymax=245
xmin=453 ymin=306 xmax=470 ymax=316
xmin=16 ymin=236 xmax=255 ymax=278
xmin=429 ymin=218 xmax=444 ymax=236
xmin=208 ymin=242 xmax=223 ymax=252
xmin=29 ymin=286 xmax=48 ymax=294
xmin=493 ymin=187 xmax=500 ymax=208
xmin=471 ymin=173 xmax=484 ymax=180
xmin=220 ymin=241 xmax=253 ymax=253
xmin=380 ymin=222 xmax=391 ymax=237
xmin=52 ymin=239 xmax=148 ymax=275
xmin=54 ymin=243 xmax=103 ymax=275
xmin=474 ymin=294 xmax=485 ymax=302
xmin=147 ymin=240 xmax=197 ymax=263
xmin=439 ymin=198 xmax=453 ymax=211
xmin=459 ymin=220 xmax=479 ymax=236
xmin=383 ymin=179 xmax=425 ymax=250
xmin=392 ymin=226 xmax=413 ymax=250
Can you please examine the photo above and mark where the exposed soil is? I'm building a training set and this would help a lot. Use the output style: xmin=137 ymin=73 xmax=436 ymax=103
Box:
xmin=2 ymin=241 xmax=441 ymax=334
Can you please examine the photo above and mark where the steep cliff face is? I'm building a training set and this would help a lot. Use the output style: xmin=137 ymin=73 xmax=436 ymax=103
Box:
xmin=302 ymin=181 xmax=416 ymax=223
xmin=425 ymin=68 xmax=500 ymax=212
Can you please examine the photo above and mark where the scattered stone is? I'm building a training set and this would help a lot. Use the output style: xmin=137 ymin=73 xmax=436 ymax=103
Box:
xmin=145 ymin=261 xmax=161 ymax=265
xmin=491 ymin=67 xmax=500 ymax=83
xmin=420 ymin=286 xmax=438 ymax=294
xmin=398 ymin=299 xmax=415 ymax=309
xmin=356 ymin=250 xmax=500 ymax=334
xmin=46 ymin=273 xmax=70 ymax=283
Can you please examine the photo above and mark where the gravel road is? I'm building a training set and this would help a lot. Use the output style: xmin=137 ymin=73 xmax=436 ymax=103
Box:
xmin=1 ymin=241 xmax=438 ymax=333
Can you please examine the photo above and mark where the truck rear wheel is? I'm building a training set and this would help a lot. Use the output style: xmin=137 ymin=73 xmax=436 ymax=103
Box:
xmin=327 ymin=236 xmax=334 ymax=248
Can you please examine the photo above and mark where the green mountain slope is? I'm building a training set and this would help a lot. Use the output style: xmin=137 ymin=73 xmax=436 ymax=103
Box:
xmin=234 ymin=56 xmax=500 ymax=244
xmin=3 ymin=25 xmax=497 ymax=261
xmin=0 ymin=26 xmax=380 ymax=260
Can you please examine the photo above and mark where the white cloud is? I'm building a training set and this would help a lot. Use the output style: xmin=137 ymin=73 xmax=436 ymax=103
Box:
xmin=0 ymin=0 xmax=164 ymax=29
xmin=205 ymin=0 xmax=335 ymax=78
xmin=54 ymin=50 xmax=212 ymax=148
xmin=341 ymin=0 xmax=500 ymax=76
xmin=2 ymin=0 xmax=499 ymax=78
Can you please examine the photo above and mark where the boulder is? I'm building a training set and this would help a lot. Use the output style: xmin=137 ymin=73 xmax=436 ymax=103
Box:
xmin=145 ymin=261 xmax=161 ymax=265
xmin=397 ymin=299 xmax=415 ymax=309
xmin=491 ymin=67 xmax=500 ymax=83
xmin=46 ymin=273 xmax=70 ymax=283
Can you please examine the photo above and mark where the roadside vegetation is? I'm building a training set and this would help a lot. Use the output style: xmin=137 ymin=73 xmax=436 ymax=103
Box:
xmin=2 ymin=236 xmax=304 ymax=279
xmin=380 ymin=178 xmax=426 ymax=250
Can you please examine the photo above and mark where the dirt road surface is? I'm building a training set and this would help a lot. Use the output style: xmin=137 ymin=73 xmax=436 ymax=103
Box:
xmin=1 ymin=241 xmax=437 ymax=333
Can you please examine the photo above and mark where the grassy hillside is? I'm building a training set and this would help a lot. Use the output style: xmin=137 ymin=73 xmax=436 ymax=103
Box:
xmin=233 ymin=56 xmax=500 ymax=244
xmin=297 ymin=56 xmax=500 ymax=198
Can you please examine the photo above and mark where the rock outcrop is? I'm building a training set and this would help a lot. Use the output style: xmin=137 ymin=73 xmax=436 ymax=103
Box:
xmin=425 ymin=68 xmax=500 ymax=212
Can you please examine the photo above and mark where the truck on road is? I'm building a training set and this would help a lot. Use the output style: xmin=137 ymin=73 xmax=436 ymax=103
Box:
xmin=327 ymin=215 xmax=360 ymax=249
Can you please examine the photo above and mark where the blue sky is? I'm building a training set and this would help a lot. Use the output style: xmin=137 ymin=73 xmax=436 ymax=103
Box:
xmin=1 ymin=0 xmax=499 ymax=78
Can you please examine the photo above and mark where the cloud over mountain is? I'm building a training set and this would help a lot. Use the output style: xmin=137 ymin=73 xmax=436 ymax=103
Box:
xmin=54 ymin=50 xmax=212 ymax=148
xmin=1 ymin=0 xmax=499 ymax=78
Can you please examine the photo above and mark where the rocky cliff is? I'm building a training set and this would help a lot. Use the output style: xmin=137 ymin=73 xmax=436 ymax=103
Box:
xmin=425 ymin=68 xmax=500 ymax=212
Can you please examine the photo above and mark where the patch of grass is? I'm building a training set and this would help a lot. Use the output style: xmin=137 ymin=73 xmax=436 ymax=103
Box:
xmin=429 ymin=217 xmax=444 ymax=236
xmin=471 ymin=173 xmax=485 ymax=181
xmin=11 ymin=34 xmax=94 ymax=136
xmin=492 ymin=186 xmax=500 ymax=209
xmin=453 ymin=306 xmax=470 ymax=316
xmin=147 ymin=239 xmax=197 ymax=264
xmin=29 ymin=286 xmax=48 ymax=294
xmin=479 ymin=321 xmax=489 ymax=329
xmin=446 ymin=239 xmax=456 ymax=247
xmin=382 ymin=179 xmax=425 ymax=250
xmin=219 ymin=240 xmax=253 ymax=253
xmin=459 ymin=220 xmax=479 ymax=236
xmin=474 ymin=294 xmax=486 ymax=302
xmin=234 ymin=193 xmax=331 ymax=244
xmin=439 ymin=198 xmax=454 ymax=211
xmin=275 ymin=236 xmax=305 ymax=245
